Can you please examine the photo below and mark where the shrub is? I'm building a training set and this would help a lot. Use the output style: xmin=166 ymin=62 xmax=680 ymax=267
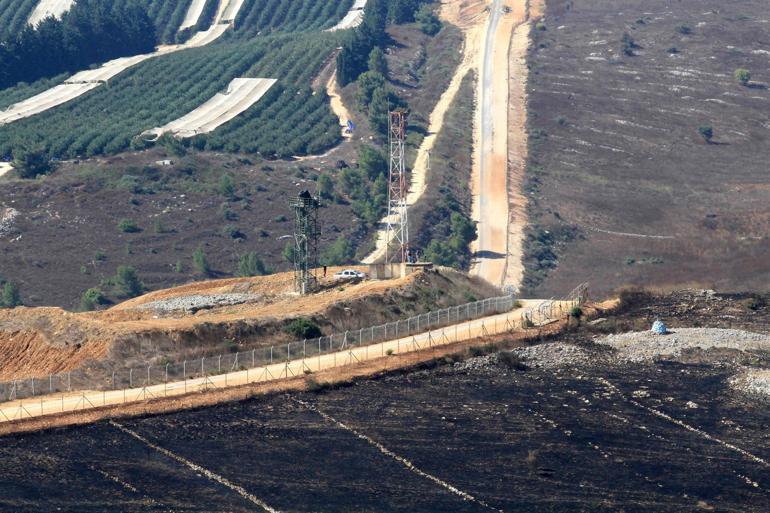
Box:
xmin=498 ymin=351 xmax=529 ymax=371
xmin=219 ymin=174 xmax=235 ymax=199
xmin=698 ymin=125 xmax=713 ymax=144
xmin=676 ymin=24 xmax=692 ymax=35
xmin=284 ymin=318 xmax=322 ymax=339
xmin=746 ymin=294 xmax=766 ymax=311
xmin=367 ymin=47 xmax=388 ymax=75
xmin=118 ymin=219 xmax=140 ymax=233
xmin=192 ymin=247 xmax=211 ymax=275
xmin=317 ymin=173 xmax=335 ymax=200
xmin=415 ymin=4 xmax=441 ymax=35
xmin=13 ymin=146 xmax=54 ymax=179
xmin=94 ymin=250 xmax=107 ymax=261
xmin=385 ymin=348 xmax=394 ymax=356
xmin=621 ymin=32 xmax=636 ymax=56
xmin=238 ymin=252 xmax=268 ymax=277
xmin=79 ymin=287 xmax=107 ymax=311
xmin=1 ymin=281 xmax=21 ymax=308
xmin=734 ymin=68 xmax=751 ymax=86
xmin=569 ymin=306 xmax=583 ymax=319
xmin=222 ymin=225 xmax=245 ymax=239
xmin=112 ymin=266 xmax=144 ymax=298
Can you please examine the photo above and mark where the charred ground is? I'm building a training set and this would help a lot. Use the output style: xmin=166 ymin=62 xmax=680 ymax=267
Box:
xmin=0 ymin=291 xmax=768 ymax=512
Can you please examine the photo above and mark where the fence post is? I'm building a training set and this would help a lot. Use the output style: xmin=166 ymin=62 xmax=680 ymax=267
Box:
xmin=165 ymin=364 xmax=169 ymax=396
xmin=183 ymin=360 xmax=187 ymax=393
xmin=129 ymin=368 xmax=133 ymax=388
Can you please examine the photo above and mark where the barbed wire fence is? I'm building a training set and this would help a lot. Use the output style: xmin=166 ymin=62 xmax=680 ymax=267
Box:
xmin=0 ymin=283 xmax=588 ymax=417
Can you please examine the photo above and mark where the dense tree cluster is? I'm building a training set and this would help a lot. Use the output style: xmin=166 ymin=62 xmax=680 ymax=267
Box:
xmin=0 ymin=31 xmax=342 ymax=160
xmin=0 ymin=0 xmax=156 ymax=89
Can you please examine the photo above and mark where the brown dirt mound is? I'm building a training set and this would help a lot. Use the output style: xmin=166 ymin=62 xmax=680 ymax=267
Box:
xmin=0 ymin=268 xmax=499 ymax=380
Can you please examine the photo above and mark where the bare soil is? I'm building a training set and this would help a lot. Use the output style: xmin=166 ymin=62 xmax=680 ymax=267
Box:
xmin=523 ymin=0 xmax=770 ymax=297
xmin=0 ymin=268 xmax=499 ymax=380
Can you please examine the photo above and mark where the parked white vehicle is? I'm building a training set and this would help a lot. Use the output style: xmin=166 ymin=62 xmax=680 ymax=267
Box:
xmin=333 ymin=269 xmax=366 ymax=280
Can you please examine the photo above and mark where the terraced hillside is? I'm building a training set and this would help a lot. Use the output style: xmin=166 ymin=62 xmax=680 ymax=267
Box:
xmin=522 ymin=0 xmax=770 ymax=297
xmin=233 ymin=0 xmax=354 ymax=38
xmin=0 ymin=0 xmax=353 ymax=159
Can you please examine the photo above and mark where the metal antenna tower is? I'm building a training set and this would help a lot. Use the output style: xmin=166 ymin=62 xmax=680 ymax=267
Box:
xmin=290 ymin=190 xmax=320 ymax=294
xmin=385 ymin=109 xmax=409 ymax=263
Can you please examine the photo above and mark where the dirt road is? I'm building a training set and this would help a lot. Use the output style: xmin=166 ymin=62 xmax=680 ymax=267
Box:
xmin=363 ymin=2 xmax=486 ymax=264
xmin=470 ymin=0 xmax=528 ymax=288
xmin=0 ymin=300 xmax=564 ymax=424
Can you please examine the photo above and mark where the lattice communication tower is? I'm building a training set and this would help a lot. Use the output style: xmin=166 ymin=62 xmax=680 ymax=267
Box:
xmin=291 ymin=190 xmax=320 ymax=294
xmin=385 ymin=109 xmax=409 ymax=263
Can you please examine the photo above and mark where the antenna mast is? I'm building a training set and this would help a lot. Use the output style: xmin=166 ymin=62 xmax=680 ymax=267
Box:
xmin=385 ymin=109 xmax=409 ymax=263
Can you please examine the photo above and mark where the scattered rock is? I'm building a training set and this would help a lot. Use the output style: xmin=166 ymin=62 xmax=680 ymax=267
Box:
xmin=136 ymin=293 xmax=261 ymax=314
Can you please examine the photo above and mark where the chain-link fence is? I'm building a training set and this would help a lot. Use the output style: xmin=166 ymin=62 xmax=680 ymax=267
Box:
xmin=0 ymin=284 xmax=589 ymax=405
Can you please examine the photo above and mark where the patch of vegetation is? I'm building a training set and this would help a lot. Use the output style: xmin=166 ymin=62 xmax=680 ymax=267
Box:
xmin=118 ymin=219 xmax=140 ymax=233
xmin=284 ymin=318 xmax=322 ymax=339
xmin=698 ymin=125 xmax=713 ymax=144
xmin=79 ymin=287 xmax=108 ymax=311
xmin=0 ymin=280 xmax=21 ymax=308
xmin=0 ymin=0 xmax=156 ymax=89
xmin=108 ymin=265 xmax=144 ymax=298
xmin=237 ymin=251 xmax=269 ymax=276
xmin=192 ymin=246 xmax=211 ymax=275
xmin=734 ymin=68 xmax=751 ymax=86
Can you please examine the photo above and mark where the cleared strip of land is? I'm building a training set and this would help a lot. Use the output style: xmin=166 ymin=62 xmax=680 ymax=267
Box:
xmin=326 ymin=0 xmax=367 ymax=31
xmin=28 ymin=0 xmax=74 ymax=26
xmin=142 ymin=78 xmax=277 ymax=139
xmin=178 ymin=0 xmax=207 ymax=30
xmin=0 ymin=0 xmax=244 ymax=126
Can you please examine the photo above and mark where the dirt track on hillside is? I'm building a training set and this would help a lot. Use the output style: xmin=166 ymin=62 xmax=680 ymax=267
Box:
xmin=470 ymin=0 xmax=529 ymax=288
xmin=363 ymin=1 xmax=487 ymax=263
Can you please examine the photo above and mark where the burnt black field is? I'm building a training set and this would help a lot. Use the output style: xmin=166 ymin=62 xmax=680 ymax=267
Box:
xmin=0 ymin=353 xmax=768 ymax=512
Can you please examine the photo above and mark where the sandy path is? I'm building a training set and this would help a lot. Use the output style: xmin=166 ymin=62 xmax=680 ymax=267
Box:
xmin=179 ymin=0 xmax=208 ymax=30
xmin=469 ymin=0 xmax=529 ymax=288
xmin=326 ymin=73 xmax=353 ymax=138
xmin=0 ymin=162 xmax=13 ymax=178
xmin=142 ymin=78 xmax=277 ymax=139
xmin=0 ymin=300 xmax=563 ymax=424
xmin=326 ymin=0 xmax=367 ymax=32
xmin=28 ymin=0 xmax=74 ymax=26
xmin=362 ymin=4 xmax=486 ymax=264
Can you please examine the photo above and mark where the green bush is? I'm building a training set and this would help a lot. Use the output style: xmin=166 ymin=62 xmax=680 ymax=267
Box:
xmin=12 ymin=145 xmax=54 ymax=179
xmin=192 ymin=246 xmax=211 ymax=275
xmin=112 ymin=266 xmax=144 ymax=298
xmin=415 ymin=4 xmax=441 ymax=35
xmin=734 ymin=68 xmax=751 ymax=86
xmin=284 ymin=318 xmax=322 ymax=339
xmin=1 ymin=281 xmax=21 ymax=308
xmin=118 ymin=219 xmax=140 ymax=233
xmin=698 ymin=125 xmax=713 ymax=143
xmin=238 ymin=252 xmax=268 ymax=277
xmin=219 ymin=174 xmax=235 ymax=199
xmin=79 ymin=287 xmax=107 ymax=311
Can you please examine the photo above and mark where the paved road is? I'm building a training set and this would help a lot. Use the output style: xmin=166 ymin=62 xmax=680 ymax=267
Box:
xmin=0 ymin=300 xmax=568 ymax=423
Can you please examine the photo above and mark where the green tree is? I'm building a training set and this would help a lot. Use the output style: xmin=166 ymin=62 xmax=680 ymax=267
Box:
xmin=355 ymin=70 xmax=386 ymax=109
xmin=698 ymin=125 xmax=713 ymax=144
xmin=238 ymin=251 xmax=268 ymax=276
xmin=113 ymin=266 xmax=144 ymax=298
xmin=12 ymin=145 xmax=54 ymax=179
xmin=79 ymin=287 xmax=107 ymax=311
xmin=1 ymin=281 xmax=21 ymax=308
xmin=734 ymin=68 xmax=751 ymax=86
xmin=318 ymin=173 xmax=335 ymax=200
xmin=219 ymin=174 xmax=235 ymax=199
xmin=423 ymin=240 xmax=455 ymax=266
xmin=368 ymin=47 xmax=387 ymax=75
xmin=320 ymin=236 xmax=355 ymax=265
xmin=282 ymin=241 xmax=296 ymax=264
xmin=359 ymin=145 xmax=388 ymax=179
xmin=192 ymin=246 xmax=211 ymax=275
xmin=415 ymin=4 xmax=441 ymax=35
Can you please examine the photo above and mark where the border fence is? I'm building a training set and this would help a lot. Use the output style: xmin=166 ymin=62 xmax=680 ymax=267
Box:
xmin=0 ymin=283 xmax=588 ymax=415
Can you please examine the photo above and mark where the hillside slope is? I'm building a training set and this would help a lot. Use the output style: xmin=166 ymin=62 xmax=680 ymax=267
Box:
xmin=523 ymin=0 xmax=770 ymax=297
